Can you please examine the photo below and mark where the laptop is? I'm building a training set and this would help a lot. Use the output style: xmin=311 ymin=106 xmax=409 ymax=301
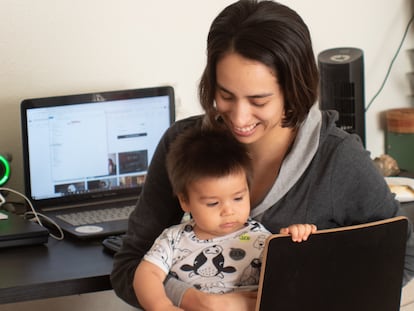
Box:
xmin=255 ymin=216 xmax=408 ymax=311
xmin=20 ymin=86 xmax=175 ymax=239
xmin=0 ymin=210 xmax=49 ymax=248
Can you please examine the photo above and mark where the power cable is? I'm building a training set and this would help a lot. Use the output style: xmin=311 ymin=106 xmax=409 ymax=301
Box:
xmin=365 ymin=14 xmax=414 ymax=112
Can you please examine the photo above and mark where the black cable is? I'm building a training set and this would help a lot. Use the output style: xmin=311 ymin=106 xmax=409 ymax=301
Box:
xmin=365 ymin=14 xmax=414 ymax=112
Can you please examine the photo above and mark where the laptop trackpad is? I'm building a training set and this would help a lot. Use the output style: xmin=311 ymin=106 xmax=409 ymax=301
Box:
xmin=75 ymin=225 xmax=104 ymax=234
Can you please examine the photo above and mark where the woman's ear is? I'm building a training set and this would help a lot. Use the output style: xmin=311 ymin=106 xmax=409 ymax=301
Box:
xmin=177 ymin=193 xmax=190 ymax=213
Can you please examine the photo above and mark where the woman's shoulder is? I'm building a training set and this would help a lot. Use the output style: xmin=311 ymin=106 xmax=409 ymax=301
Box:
xmin=172 ymin=115 xmax=204 ymax=129
xmin=319 ymin=110 xmax=365 ymax=152
xmin=157 ymin=115 xmax=205 ymax=147
xmin=165 ymin=115 xmax=204 ymax=136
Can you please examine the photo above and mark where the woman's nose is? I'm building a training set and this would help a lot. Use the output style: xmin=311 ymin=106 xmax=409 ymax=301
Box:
xmin=230 ymin=101 xmax=251 ymax=126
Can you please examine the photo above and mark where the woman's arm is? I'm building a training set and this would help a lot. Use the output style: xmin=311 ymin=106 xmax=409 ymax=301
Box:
xmin=330 ymin=134 xmax=414 ymax=284
xmin=111 ymin=117 xmax=204 ymax=307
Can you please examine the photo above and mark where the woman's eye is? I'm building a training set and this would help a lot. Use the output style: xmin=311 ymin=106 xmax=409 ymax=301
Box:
xmin=251 ymin=101 xmax=267 ymax=107
xmin=217 ymin=91 xmax=234 ymax=101
xmin=221 ymin=95 xmax=234 ymax=101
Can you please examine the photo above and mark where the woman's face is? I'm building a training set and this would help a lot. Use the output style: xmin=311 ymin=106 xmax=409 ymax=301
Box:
xmin=215 ymin=52 xmax=285 ymax=145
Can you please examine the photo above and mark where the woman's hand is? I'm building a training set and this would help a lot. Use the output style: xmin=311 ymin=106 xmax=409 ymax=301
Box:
xmin=279 ymin=224 xmax=317 ymax=242
xmin=180 ymin=288 xmax=257 ymax=311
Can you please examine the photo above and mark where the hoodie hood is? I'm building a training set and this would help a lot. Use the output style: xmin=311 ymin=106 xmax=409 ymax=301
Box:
xmin=251 ymin=104 xmax=338 ymax=218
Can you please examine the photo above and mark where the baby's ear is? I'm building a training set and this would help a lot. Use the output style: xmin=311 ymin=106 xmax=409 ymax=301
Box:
xmin=177 ymin=193 xmax=190 ymax=212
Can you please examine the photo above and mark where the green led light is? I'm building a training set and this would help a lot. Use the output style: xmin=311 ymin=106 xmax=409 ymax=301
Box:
xmin=0 ymin=155 xmax=10 ymax=186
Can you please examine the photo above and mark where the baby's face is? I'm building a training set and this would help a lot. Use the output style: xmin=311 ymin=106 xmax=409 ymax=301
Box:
xmin=179 ymin=170 xmax=250 ymax=240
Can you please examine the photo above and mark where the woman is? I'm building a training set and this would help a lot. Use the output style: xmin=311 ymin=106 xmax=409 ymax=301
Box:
xmin=111 ymin=1 xmax=414 ymax=310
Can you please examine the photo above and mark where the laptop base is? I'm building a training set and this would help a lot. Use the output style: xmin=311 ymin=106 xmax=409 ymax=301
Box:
xmin=0 ymin=211 xmax=49 ymax=248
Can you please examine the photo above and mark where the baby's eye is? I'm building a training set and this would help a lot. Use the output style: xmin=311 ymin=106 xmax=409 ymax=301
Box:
xmin=234 ymin=196 xmax=243 ymax=202
xmin=206 ymin=201 xmax=219 ymax=207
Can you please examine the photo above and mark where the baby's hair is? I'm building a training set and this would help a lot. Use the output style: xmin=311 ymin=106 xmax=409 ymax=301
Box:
xmin=166 ymin=128 xmax=252 ymax=200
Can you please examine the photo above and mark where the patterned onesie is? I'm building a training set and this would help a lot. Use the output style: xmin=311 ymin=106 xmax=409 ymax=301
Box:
xmin=143 ymin=218 xmax=271 ymax=293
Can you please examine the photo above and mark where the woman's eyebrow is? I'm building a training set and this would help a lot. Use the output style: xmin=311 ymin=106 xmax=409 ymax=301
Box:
xmin=216 ymin=84 xmax=232 ymax=95
xmin=217 ymin=84 xmax=273 ymax=99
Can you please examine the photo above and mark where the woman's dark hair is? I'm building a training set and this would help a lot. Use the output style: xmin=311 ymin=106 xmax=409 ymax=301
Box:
xmin=199 ymin=0 xmax=319 ymax=129
xmin=166 ymin=128 xmax=253 ymax=200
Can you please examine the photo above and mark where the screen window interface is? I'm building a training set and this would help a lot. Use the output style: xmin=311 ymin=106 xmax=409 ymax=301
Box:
xmin=26 ymin=96 xmax=170 ymax=200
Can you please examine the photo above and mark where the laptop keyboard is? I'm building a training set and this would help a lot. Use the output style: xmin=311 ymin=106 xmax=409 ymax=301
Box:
xmin=56 ymin=205 xmax=135 ymax=226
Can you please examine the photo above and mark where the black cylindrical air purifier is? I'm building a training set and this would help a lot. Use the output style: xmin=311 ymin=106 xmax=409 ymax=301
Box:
xmin=318 ymin=47 xmax=365 ymax=146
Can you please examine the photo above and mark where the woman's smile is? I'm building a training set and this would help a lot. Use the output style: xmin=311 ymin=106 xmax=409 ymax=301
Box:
xmin=233 ymin=123 xmax=259 ymax=137
xmin=215 ymin=52 xmax=285 ymax=145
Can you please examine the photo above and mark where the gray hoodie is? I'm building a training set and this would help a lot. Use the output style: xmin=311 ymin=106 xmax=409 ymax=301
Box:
xmin=111 ymin=104 xmax=414 ymax=308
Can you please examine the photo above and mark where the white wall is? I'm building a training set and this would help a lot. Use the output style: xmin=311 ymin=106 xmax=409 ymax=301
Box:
xmin=1 ymin=0 xmax=413 ymax=192
xmin=1 ymin=0 xmax=413 ymax=309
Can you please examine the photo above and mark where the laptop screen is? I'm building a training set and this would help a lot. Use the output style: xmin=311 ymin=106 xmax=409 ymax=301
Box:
xmin=21 ymin=86 xmax=175 ymax=208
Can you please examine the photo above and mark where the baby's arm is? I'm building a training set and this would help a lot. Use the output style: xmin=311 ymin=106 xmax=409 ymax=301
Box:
xmin=279 ymin=224 xmax=317 ymax=242
xmin=134 ymin=260 xmax=184 ymax=311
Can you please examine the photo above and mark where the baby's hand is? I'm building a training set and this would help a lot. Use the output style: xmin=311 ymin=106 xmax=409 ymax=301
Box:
xmin=279 ymin=224 xmax=317 ymax=242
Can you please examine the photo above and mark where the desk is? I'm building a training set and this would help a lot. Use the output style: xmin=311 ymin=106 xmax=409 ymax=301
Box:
xmin=0 ymin=237 xmax=113 ymax=304
xmin=1 ymin=202 xmax=413 ymax=306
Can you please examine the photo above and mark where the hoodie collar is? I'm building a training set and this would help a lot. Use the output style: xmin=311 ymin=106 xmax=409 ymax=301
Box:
xmin=251 ymin=104 xmax=322 ymax=218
